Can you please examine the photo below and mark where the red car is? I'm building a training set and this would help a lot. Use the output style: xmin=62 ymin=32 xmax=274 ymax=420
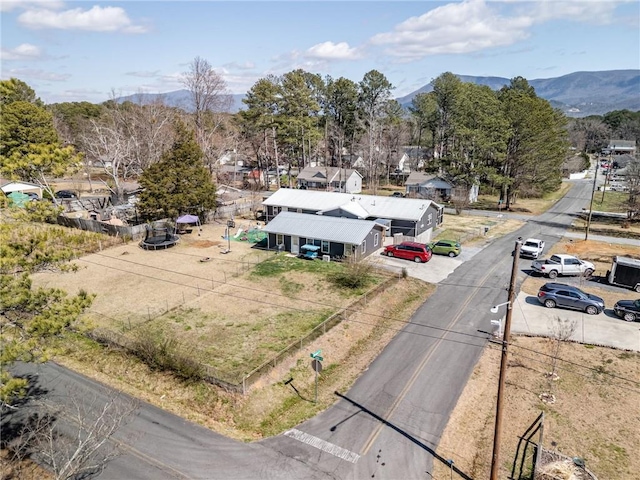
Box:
xmin=384 ymin=242 xmax=432 ymax=263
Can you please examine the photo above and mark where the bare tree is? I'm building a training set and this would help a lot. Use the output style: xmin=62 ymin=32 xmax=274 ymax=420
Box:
xmin=540 ymin=316 xmax=577 ymax=404
xmin=11 ymin=390 xmax=138 ymax=480
xmin=183 ymin=57 xmax=232 ymax=172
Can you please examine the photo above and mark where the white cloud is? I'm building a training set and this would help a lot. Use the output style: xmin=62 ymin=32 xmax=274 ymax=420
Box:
xmin=1 ymin=43 xmax=42 ymax=60
xmin=512 ymin=0 xmax=623 ymax=25
xmin=222 ymin=61 xmax=256 ymax=71
xmin=6 ymin=68 xmax=70 ymax=81
xmin=126 ymin=70 xmax=161 ymax=78
xmin=18 ymin=5 xmax=148 ymax=33
xmin=0 ymin=0 xmax=64 ymax=13
xmin=370 ymin=0 xmax=533 ymax=61
xmin=305 ymin=41 xmax=362 ymax=60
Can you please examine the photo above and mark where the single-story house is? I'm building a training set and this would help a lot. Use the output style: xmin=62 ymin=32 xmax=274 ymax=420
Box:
xmin=602 ymin=140 xmax=636 ymax=156
xmin=0 ymin=179 xmax=43 ymax=198
xmin=263 ymin=188 xmax=443 ymax=243
xmin=296 ymin=166 xmax=362 ymax=194
xmin=405 ymin=172 xmax=478 ymax=203
xmin=262 ymin=211 xmax=385 ymax=260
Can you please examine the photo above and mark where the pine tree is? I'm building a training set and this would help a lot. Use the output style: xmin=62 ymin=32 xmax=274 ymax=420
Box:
xmin=138 ymin=122 xmax=217 ymax=220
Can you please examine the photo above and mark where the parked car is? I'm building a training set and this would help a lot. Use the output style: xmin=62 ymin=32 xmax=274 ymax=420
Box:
xmin=384 ymin=242 xmax=432 ymax=263
xmin=519 ymin=238 xmax=545 ymax=259
xmin=54 ymin=189 xmax=77 ymax=199
xmin=429 ymin=240 xmax=461 ymax=257
xmin=391 ymin=192 xmax=405 ymax=198
xmin=25 ymin=192 xmax=40 ymax=201
xmin=613 ymin=299 xmax=640 ymax=322
xmin=537 ymin=283 xmax=604 ymax=315
xmin=531 ymin=254 xmax=595 ymax=279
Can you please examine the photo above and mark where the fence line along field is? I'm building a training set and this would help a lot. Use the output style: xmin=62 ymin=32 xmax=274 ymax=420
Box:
xmin=30 ymin=222 xmax=385 ymax=383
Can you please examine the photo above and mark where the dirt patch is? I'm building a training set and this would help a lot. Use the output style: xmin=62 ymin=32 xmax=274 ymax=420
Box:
xmin=433 ymin=337 xmax=640 ymax=480
xmin=436 ymin=214 xmax=525 ymax=245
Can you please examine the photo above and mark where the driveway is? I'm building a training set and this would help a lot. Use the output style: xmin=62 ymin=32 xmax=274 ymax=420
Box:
xmin=371 ymin=244 xmax=483 ymax=283
xmin=509 ymin=291 xmax=640 ymax=351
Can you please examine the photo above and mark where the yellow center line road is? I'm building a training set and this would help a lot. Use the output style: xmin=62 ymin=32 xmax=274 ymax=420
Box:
xmin=359 ymin=258 xmax=505 ymax=456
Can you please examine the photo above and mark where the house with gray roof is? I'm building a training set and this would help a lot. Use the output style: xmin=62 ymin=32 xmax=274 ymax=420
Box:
xmin=296 ymin=166 xmax=362 ymax=193
xmin=262 ymin=211 xmax=385 ymax=260
xmin=405 ymin=171 xmax=478 ymax=203
xmin=602 ymin=140 xmax=637 ymax=156
xmin=263 ymin=189 xmax=443 ymax=243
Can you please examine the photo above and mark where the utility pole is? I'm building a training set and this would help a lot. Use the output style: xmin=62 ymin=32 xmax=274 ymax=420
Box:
xmin=585 ymin=157 xmax=599 ymax=241
xmin=489 ymin=239 xmax=522 ymax=480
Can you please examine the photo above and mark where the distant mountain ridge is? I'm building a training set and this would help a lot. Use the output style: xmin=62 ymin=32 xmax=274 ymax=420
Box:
xmin=116 ymin=70 xmax=639 ymax=117
xmin=396 ymin=70 xmax=640 ymax=117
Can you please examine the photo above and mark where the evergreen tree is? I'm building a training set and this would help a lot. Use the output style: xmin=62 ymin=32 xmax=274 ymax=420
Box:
xmin=138 ymin=122 xmax=217 ymax=220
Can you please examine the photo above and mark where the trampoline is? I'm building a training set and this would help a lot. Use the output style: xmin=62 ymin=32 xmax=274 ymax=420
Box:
xmin=139 ymin=223 xmax=179 ymax=250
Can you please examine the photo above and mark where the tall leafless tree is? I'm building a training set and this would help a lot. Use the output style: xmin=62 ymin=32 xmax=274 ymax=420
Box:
xmin=183 ymin=57 xmax=233 ymax=172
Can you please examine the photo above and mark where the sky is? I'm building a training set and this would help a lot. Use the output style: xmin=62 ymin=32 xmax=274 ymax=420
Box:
xmin=1 ymin=0 xmax=639 ymax=104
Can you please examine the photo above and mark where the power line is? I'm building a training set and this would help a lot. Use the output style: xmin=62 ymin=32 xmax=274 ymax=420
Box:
xmin=14 ymin=232 xmax=640 ymax=389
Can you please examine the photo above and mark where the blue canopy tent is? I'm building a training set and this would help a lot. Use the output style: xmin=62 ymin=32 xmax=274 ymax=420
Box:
xmin=176 ymin=214 xmax=201 ymax=235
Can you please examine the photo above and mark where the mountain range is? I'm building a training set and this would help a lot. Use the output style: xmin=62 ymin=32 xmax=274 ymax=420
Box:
xmin=116 ymin=69 xmax=639 ymax=118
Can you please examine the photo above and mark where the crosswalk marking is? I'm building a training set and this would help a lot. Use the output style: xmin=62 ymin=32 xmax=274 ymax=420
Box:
xmin=283 ymin=429 xmax=360 ymax=464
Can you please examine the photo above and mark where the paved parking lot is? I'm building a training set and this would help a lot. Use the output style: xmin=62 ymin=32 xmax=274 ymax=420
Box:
xmin=508 ymin=292 xmax=640 ymax=351
xmin=370 ymin=240 xmax=640 ymax=352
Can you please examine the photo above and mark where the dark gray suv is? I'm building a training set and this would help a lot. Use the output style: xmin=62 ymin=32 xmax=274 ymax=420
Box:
xmin=537 ymin=283 xmax=605 ymax=315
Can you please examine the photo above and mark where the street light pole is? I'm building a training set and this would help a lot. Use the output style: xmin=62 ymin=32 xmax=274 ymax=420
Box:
xmin=585 ymin=157 xmax=599 ymax=241
xmin=489 ymin=239 xmax=522 ymax=480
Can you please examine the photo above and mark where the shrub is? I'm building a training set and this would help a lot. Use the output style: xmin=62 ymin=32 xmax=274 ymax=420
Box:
xmin=328 ymin=260 xmax=373 ymax=290
xmin=129 ymin=325 xmax=204 ymax=380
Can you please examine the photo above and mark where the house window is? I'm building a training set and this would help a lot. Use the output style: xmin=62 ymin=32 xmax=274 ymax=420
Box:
xmin=321 ymin=240 xmax=329 ymax=253
xmin=345 ymin=245 xmax=352 ymax=257
xmin=297 ymin=208 xmax=302 ymax=213
xmin=276 ymin=234 xmax=284 ymax=246
xmin=374 ymin=233 xmax=379 ymax=247
xmin=428 ymin=213 xmax=433 ymax=224
xmin=361 ymin=240 xmax=366 ymax=253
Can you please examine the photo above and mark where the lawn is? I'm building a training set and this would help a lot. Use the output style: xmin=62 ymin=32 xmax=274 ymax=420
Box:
xmin=31 ymin=222 xmax=390 ymax=385
xmin=470 ymin=181 xmax=573 ymax=215
xmin=591 ymin=190 xmax=630 ymax=213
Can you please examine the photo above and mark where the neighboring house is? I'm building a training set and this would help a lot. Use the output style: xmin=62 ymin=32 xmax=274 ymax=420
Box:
xmin=397 ymin=147 xmax=428 ymax=173
xmin=296 ymin=166 xmax=362 ymax=193
xmin=262 ymin=211 xmax=385 ymax=260
xmin=0 ymin=179 xmax=43 ymax=198
xmin=263 ymin=188 xmax=443 ymax=243
xmin=405 ymin=172 xmax=479 ymax=203
xmin=602 ymin=140 xmax=637 ymax=156
xmin=218 ymin=164 xmax=252 ymax=186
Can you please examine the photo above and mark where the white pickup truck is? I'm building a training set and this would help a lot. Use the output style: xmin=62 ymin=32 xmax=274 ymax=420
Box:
xmin=519 ymin=238 xmax=545 ymax=259
xmin=531 ymin=254 xmax=595 ymax=279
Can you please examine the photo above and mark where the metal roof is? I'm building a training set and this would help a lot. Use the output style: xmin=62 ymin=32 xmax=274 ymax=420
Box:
xmin=263 ymin=189 xmax=438 ymax=221
xmin=262 ymin=211 xmax=381 ymax=244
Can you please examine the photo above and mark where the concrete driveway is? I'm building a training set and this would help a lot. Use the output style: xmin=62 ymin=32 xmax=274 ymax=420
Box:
xmin=508 ymin=291 xmax=640 ymax=351
xmin=370 ymin=245 xmax=483 ymax=283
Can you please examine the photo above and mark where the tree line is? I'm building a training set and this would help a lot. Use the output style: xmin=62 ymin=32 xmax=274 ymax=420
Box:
xmin=2 ymin=58 xmax=639 ymax=213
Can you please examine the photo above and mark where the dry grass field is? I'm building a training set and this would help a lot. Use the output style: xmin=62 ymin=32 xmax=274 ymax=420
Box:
xmin=31 ymin=221 xmax=392 ymax=384
xmin=433 ymin=337 xmax=640 ymax=480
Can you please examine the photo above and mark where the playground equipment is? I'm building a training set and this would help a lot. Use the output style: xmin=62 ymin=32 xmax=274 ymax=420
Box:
xmin=139 ymin=222 xmax=179 ymax=250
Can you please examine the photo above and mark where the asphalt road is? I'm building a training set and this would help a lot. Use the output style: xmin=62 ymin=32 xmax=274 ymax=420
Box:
xmin=8 ymin=179 xmax=595 ymax=480
xmin=261 ymin=180 xmax=595 ymax=479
